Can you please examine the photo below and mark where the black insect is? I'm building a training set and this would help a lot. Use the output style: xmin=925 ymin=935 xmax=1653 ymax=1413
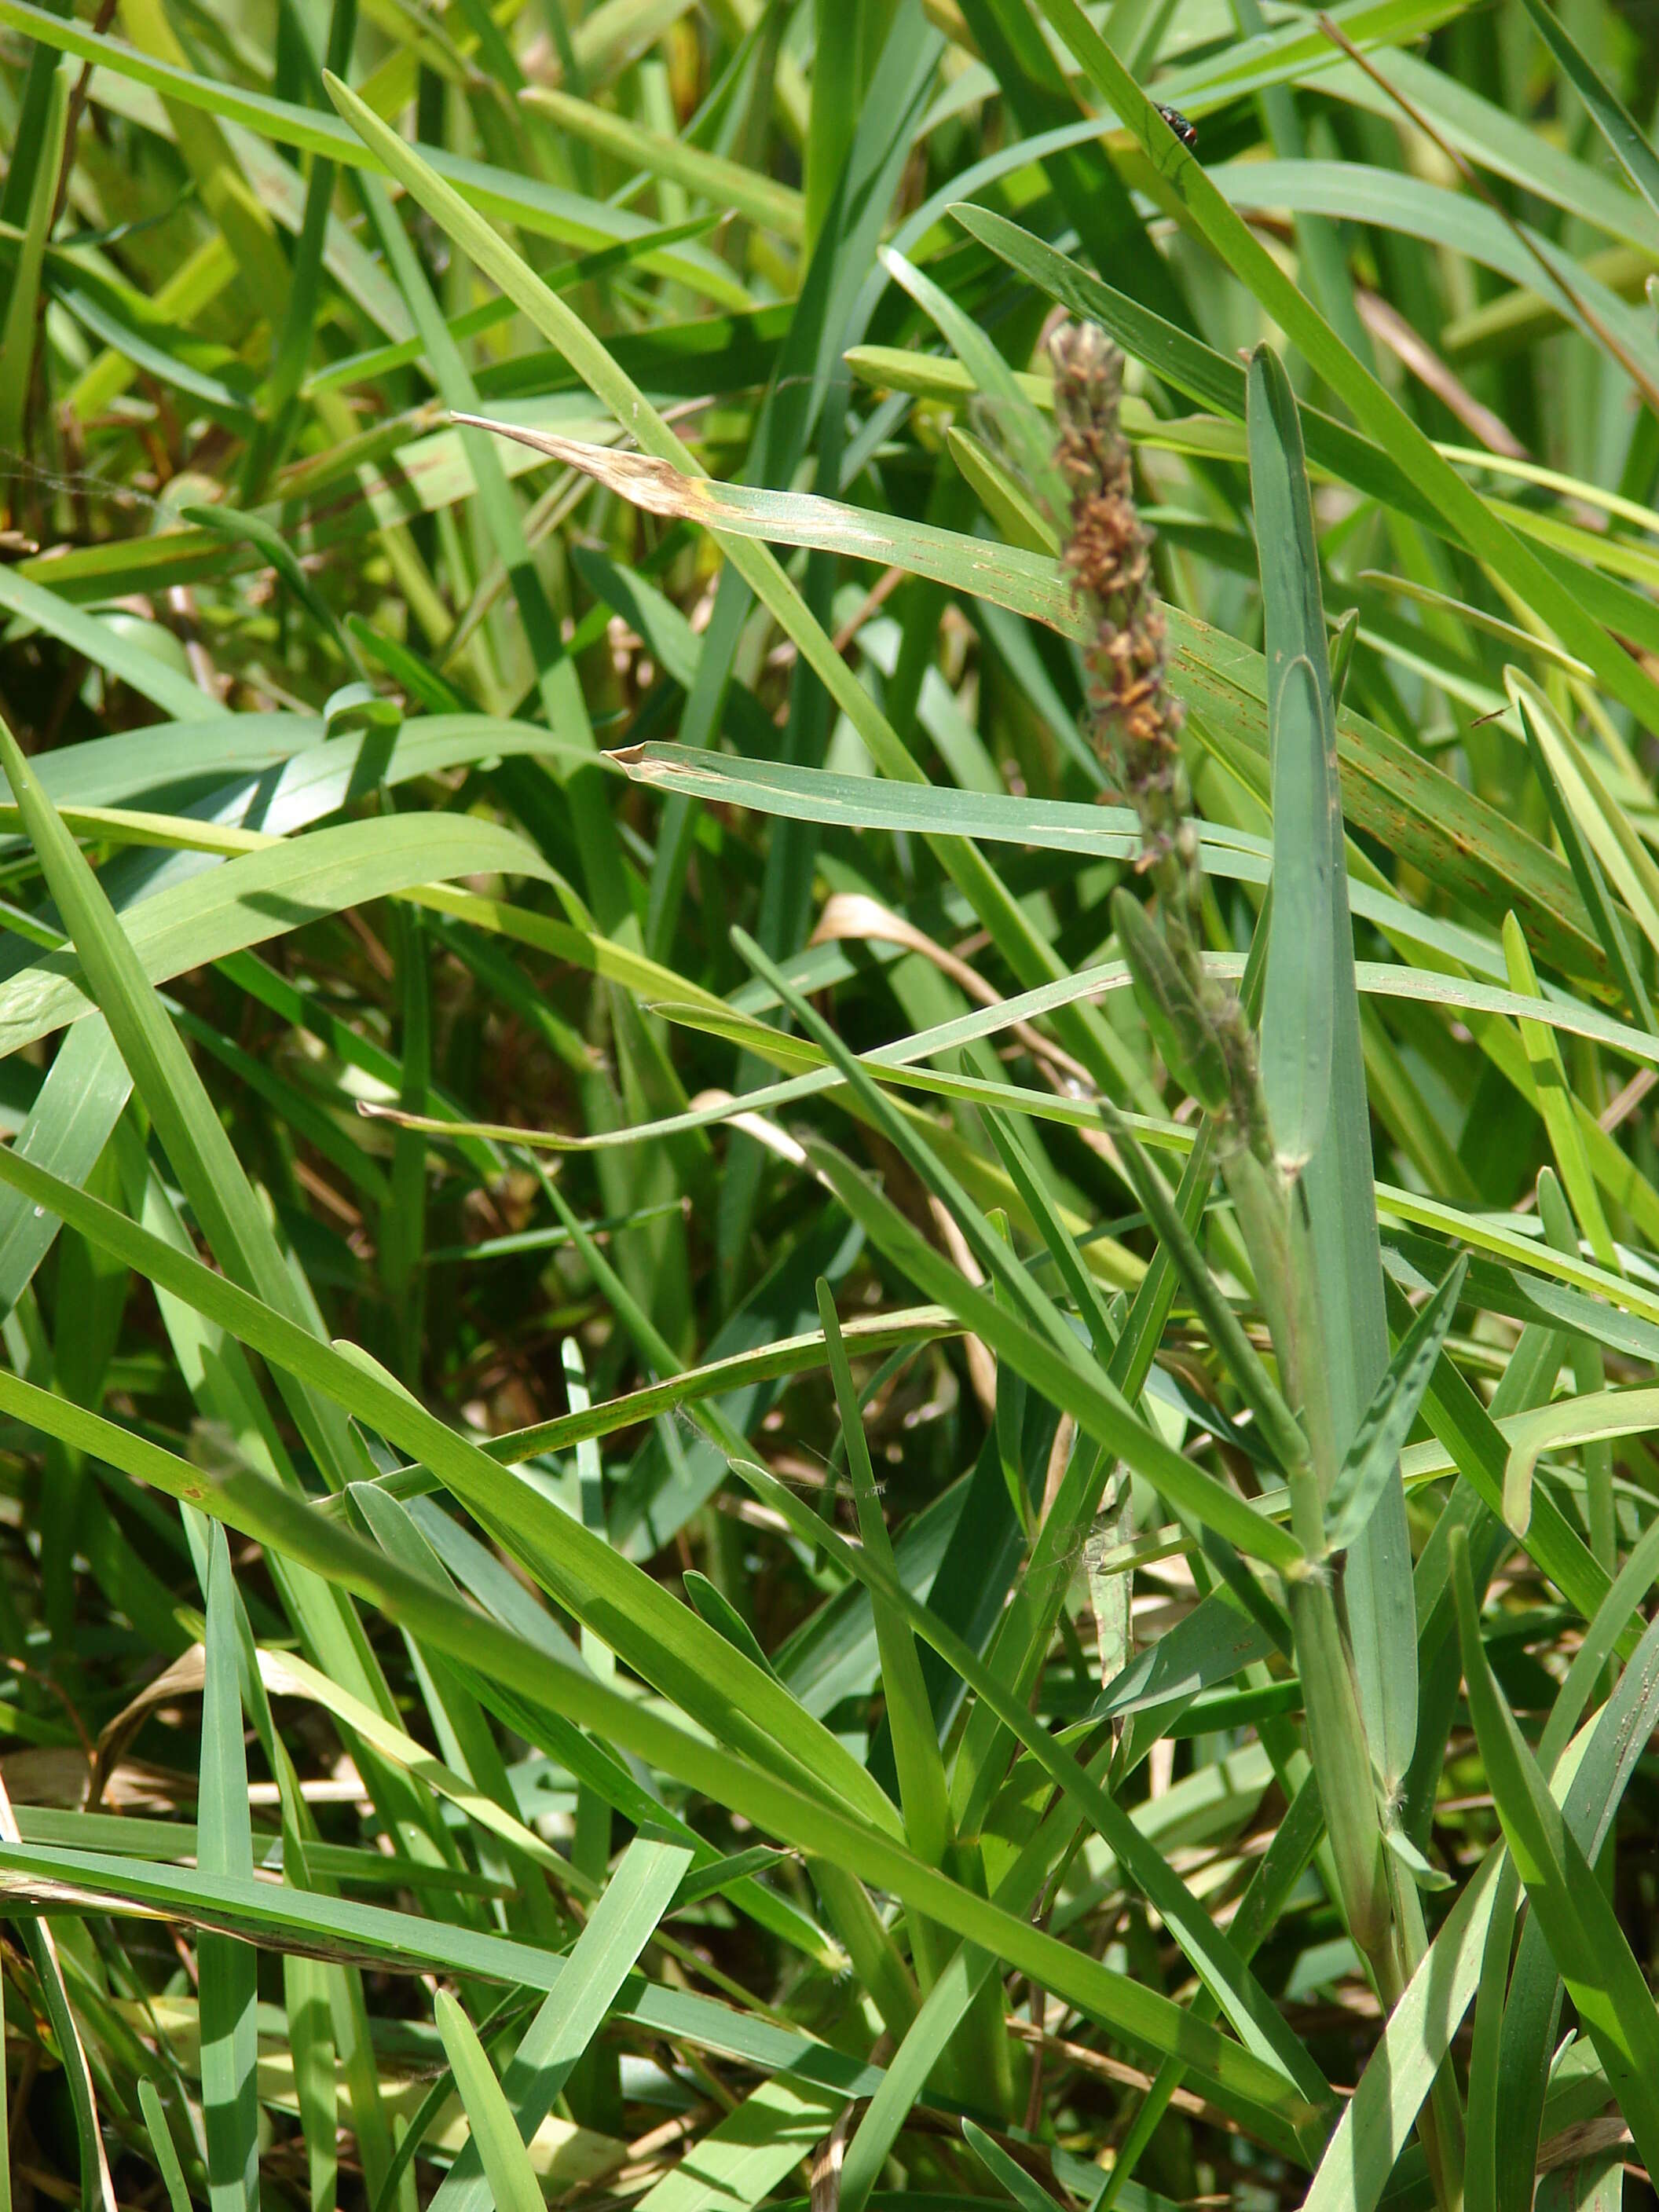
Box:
xmin=1155 ymin=103 xmax=1199 ymax=151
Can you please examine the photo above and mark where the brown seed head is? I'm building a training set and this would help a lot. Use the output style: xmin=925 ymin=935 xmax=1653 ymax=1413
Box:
xmin=1049 ymin=323 xmax=1184 ymax=811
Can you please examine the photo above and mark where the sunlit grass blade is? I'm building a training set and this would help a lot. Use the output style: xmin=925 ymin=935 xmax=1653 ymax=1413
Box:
xmin=1097 ymin=1767 xmax=1327 ymax=2210
xmin=1095 ymin=1094 xmax=1309 ymax=1479
xmin=1536 ymin=1170 xmax=1616 ymax=1573
xmin=878 ymin=243 xmax=1066 ymax=524
xmin=1489 ymin=1566 xmax=1659 ymax=2212
xmin=0 ymin=562 xmax=218 ymax=723
xmin=1300 ymin=1846 xmax=1504 ymax=2212
xmin=723 ymin=938 xmax=1299 ymax=1571
xmin=181 ymin=502 xmax=368 ymax=676
xmin=522 ymin=86 xmax=800 ymax=235
xmin=1261 ymin=657 xmax=1334 ymax=1170
xmin=0 ymin=0 xmax=745 ymax=293
xmin=319 ymin=75 xmax=1161 ymax=1112
xmin=0 ymin=1775 xmax=118 ymax=2212
xmin=434 ymin=1993 xmax=545 ymax=2212
xmin=0 ymin=1404 xmax=1321 ymax=2143
xmin=1024 ymin=0 xmax=1659 ymax=737
xmin=13 ymin=9 xmax=1659 ymax=2206
xmin=0 ymin=716 xmax=563 ymax=1634
xmin=0 ymin=1123 xmax=906 ymax=1840
xmin=1507 ymin=675 xmax=1654 ymax=1031
xmin=979 ymin=1108 xmax=1118 ymax=1360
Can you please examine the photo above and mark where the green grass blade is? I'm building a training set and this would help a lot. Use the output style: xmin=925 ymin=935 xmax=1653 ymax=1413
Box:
xmin=1508 ymin=675 xmax=1654 ymax=1031
xmin=1300 ymin=1846 xmax=1504 ymax=2212
xmin=434 ymin=1993 xmax=545 ymax=2212
xmin=522 ymin=85 xmax=801 ymax=234
xmin=816 ymin=1281 xmax=953 ymax=1873
xmin=0 ymin=563 xmax=217 ymax=723
xmin=962 ymin=2119 xmax=1068 ymax=2212
xmin=1324 ymin=1258 xmax=1467 ymax=1558
xmin=1096 ymin=1094 xmax=1309 ymax=1479
xmin=137 ymin=2078 xmax=192 ymax=2212
xmin=632 ymin=2073 xmax=842 ymax=2212
xmin=0 ymin=1126 xmax=925 ymax=1841
xmin=0 ymin=713 xmax=348 ymax=1472
xmin=1492 ymin=1589 xmax=1659 ymax=2212
xmin=319 ymin=75 xmax=1158 ymax=1113
xmin=0 ymin=1019 xmax=130 ymax=1318
xmin=0 ymin=56 xmax=67 ymax=462
xmin=16 ymin=13 xmax=1659 ymax=2206
xmin=181 ymin=502 xmax=366 ymax=676
xmin=1246 ymin=338 xmax=1413 ymax=1795
xmin=0 ymin=1410 xmax=1322 ymax=2144
xmin=431 ymin=1835 xmax=690 ymax=2212
xmin=283 ymin=1945 xmax=338 ymax=2212
xmin=197 ymin=1526 xmax=260 ymax=2212
xmin=1261 ymin=657 xmax=1335 ymax=1172
xmin=1516 ymin=0 xmax=1659 ymax=228
xmin=0 ymin=0 xmax=745 ymax=292
xmin=1502 ymin=914 xmax=1618 ymax=1274
xmin=799 ymin=1131 xmax=1300 ymax=1571
xmin=0 ymin=1760 xmax=117 ymax=2212
xmin=978 ymin=1108 xmax=1119 ymax=1360
xmin=1451 ymin=1529 xmax=1659 ymax=2177
xmin=877 ymin=244 xmax=1066 ymax=524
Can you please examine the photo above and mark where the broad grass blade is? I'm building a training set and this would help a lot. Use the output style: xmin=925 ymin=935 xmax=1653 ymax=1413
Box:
xmin=1247 ymin=340 xmax=1414 ymax=1792
xmin=1301 ymin=1847 xmax=1504 ymax=2212
xmin=632 ymin=2073 xmax=843 ymax=2212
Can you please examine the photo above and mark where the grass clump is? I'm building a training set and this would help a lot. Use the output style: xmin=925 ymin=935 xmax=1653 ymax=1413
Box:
xmin=2 ymin=4 xmax=1659 ymax=2212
